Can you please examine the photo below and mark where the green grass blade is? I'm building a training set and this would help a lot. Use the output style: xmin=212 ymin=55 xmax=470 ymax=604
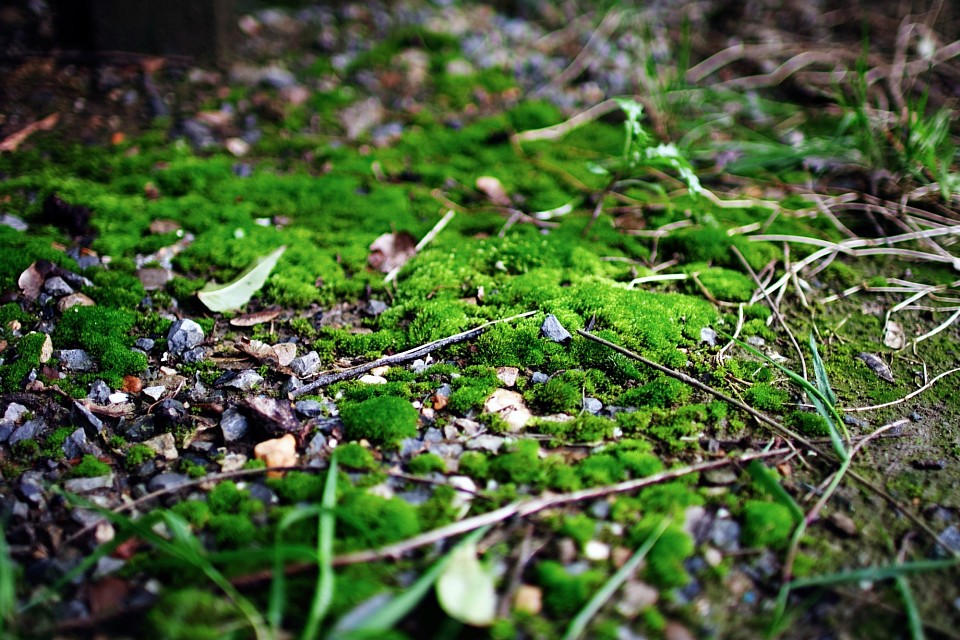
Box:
xmin=0 ymin=528 xmax=16 ymax=635
xmin=301 ymin=456 xmax=339 ymax=640
xmin=731 ymin=336 xmax=848 ymax=460
xmin=562 ymin=517 xmax=671 ymax=640
xmin=269 ymin=505 xmax=324 ymax=633
xmin=746 ymin=461 xmax=803 ymax=523
xmin=895 ymin=576 xmax=926 ymax=640
xmin=329 ymin=525 xmax=491 ymax=639
xmin=789 ymin=557 xmax=959 ymax=589
xmin=808 ymin=333 xmax=836 ymax=406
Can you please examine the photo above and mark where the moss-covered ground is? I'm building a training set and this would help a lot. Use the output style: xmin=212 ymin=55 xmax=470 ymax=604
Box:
xmin=1 ymin=1 xmax=959 ymax=639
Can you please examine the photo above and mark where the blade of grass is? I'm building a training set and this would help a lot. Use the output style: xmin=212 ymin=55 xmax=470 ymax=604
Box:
xmin=789 ymin=557 xmax=959 ymax=588
xmin=329 ymin=525 xmax=491 ymax=639
xmin=808 ymin=332 xmax=836 ymax=406
xmin=0 ymin=528 xmax=15 ymax=636
xmin=562 ymin=517 xmax=671 ymax=640
xmin=269 ymin=506 xmax=325 ymax=633
xmin=301 ymin=456 xmax=339 ymax=640
xmin=746 ymin=461 xmax=803 ymax=523
xmin=895 ymin=576 xmax=926 ymax=640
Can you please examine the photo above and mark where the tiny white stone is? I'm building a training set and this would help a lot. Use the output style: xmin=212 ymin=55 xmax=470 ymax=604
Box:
xmin=108 ymin=392 xmax=129 ymax=404
xmin=358 ymin=374 xmax=387 ymax=384
xmin=142 ymin=386 xmax=166 ymax=401
xmin=584 ymin=540 xmax=610 ymax=561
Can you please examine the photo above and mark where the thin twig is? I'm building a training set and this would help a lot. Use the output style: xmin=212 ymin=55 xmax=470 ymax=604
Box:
xmin=841 ymin=367 xmax=960 ymax=413
xmin=384 ymin=209 xmax=455 ymax=283
xmin=290 ymin=311 xmax=536 ymax=398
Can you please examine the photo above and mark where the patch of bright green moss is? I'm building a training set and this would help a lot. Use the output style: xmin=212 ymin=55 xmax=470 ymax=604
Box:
xmin=207 ymin=513 xmax=259 ymax=549
xmin=538 ymin=414 xmax=615 ymax=442
xmin=786 ymin=410 xmax=831 ymax=436
xmin=457 ymin=451 xmax=489 ymax=479
xmin=338 ymin=491 xmax=421 ymax=549
xmin=559 ymin=513 xmax=597 ymax=548
xmin=537 ymin=560 xmax=606 ymax=618
xmin=124 ymin=443 xmax=156 ymax=469
xmin=408 ymin=452 xmax=446 ymax=475
xmin=618 ymin=376 xmax=691 ymax=408
xmin=207 ymin=481 xmax=261 ymax=516
xmin=68 ymin=454 xmax=111 ymax=478
xmin=742 ymin=500 xmax=796 ymax=549
xmin=530 ymin=375 xmax=582 ymax=414
xmin=0 ymin=332 xmax=48 ymax=392
xmin=171 ymin=500 xmax=211 ymax=528
xmin=339 ymin=395 xmax=419 ymax=449
xmin=42 ymin=427 xmax=74 ymax=460
xmin=267 ymin=471 xmax=324 ymax=503
xmin=745 ymin=383 xmax=790 ymax=411
xmin=629 ymin=517 xmax=694 ymax=588
xmin=146 ymin=588 xmax=239 ymax=640
xmin=417 ymin=484 xmax=459 ymax=530
xmin=576 ymin=454 xmax=626 ymax=486
xmin=55 ymin=306 xmax=147 ymax=386
xmin=337 ymin=443 xmax=377 ymax=470
xmin=490 ymin=439 xmax=543 ymax=485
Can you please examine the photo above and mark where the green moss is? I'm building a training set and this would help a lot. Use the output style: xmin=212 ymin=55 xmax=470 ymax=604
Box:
xmin=417 ymin=484 xmax=459 ymax=530
xmin=786 ymin=410 xmax=831 ymax=436
xmin=207 ymin=513 xmax=258 ymax=549
xmin=125 ymin=443 xmax=157 ymax=469
xmin=0 ymin=332 xmax=48 ymax=392
xmin=629 ymin=517 xmax=694 ymax=588
xmin=745 ymin=383 xmax=790 ymax=411
xmin=55 ymin=306 xmax=147 ymax=385
xmin=559 ymin=513 xmax=596 ymax=548
xmin=87 ymin=268 xmax=145 ymax=309
xmin=12 ymin=439 xmax=40 ymax=462
xmin=171 ymin=500 xmax=211 ymax=528
xmin=447 ymin=366 xmax=500 ymax=413
xmin=208 ymin=481 xmax=261 ymax=516
xmin=576 ymin=454 xmax=626 ymax=486
xmin=338 ymin=491 xmax=421 ymax=549
xmin=337 ymin=443 xmax=378 ymax=470
xmin=742 ymin=500 xmax=796 ymax=549
xmin=146 ymin=588 xmax=239 ymax=640
xmin=68 ymin=454 xmax=111 ymax=478
xmin=537 ymin=560 xmax=606 ymax=618
xmin=531 ymin=376 xmax=582 ymax=414
xmin=544 ymin=456 xmax=582 ymax=492
xmin=42 ymin=427 xmax=74 ymax=460
xmin=538 ymin=414 xmax=615 ymax=442
xmin=684 ymin=264 xmax=756 ymax=302
xmin=616 ymin=450 xmax=664 ymax=477
xmin=457 ymin=451 xmax=489 ymax=479
xmin=618 ymin=376 xmax=691 ymax=408
xmin=268 ymin=471 xmax=325 ymax=503
xmin=339 ymin=395 xmax=419 ymax=449
xmin=408 ymin=452 xmax=446 ymax=475
xmin=490 ymin=439 xmax=543 ymax=485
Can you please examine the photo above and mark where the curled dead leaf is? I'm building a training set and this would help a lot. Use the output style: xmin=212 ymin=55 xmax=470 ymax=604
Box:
xmin=230 ymin=309 xmax=281 ymax=327
xmin=475 ymin=175 xmax=512 ymax=206
xmin=368 ymin=231 xmax=417 ymax=273
xmin=857 ymin=352 xmax=895 ymax=383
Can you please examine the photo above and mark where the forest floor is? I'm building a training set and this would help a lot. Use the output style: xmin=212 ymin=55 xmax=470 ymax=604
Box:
xmin=1 ymin=1 xmax=960 ymax=638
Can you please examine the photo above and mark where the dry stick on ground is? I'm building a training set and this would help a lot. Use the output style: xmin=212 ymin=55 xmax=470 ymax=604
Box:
xmin=842 ymin=366 xmax=960 ymax=413
xmin=289 ymin=311 xmax=536 ymax=398
xmin=576 ymin=330 xmax=956 ymax=556
xmin=384 ymin=209 xmax=455 ymax=284
xmin=231 ymin=447 xmax=793 ymax=588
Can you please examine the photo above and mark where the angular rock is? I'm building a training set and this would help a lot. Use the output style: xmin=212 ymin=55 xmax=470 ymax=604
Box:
xmin=700 ymin=327 xmax=717 ymax=346
xmin=63 ymin=474 xmax=114 ymax=493
xmin=483 ymin=389 xmax=531 ymax=432
xmin=215 ymin=369 xmax=264 ymax=391
xmin=88 ymin=380 xmax=111 ymax=405
xmin=496 ymin=367 xmax=519 ymax=387
xmin=3 ymin=403 xmax=29 ymax=423
xmin=181 ymin=347 xmax=207 ymax=364
xmin=143 ymin=433 xmax=178 ymax=460
xmin=294 ymin=399 xmax=325 ymax=418
xmin=9 ymin=418 xmax=44 ymax=446
xmin=58 ymin=349 xmax=95 ymax=372
xmin=305 ymin=432 xmax=327 ymax=457
xmin=135 ymin=338 xmax=155 ymax=352
xmin=62 ymin=427 xmax=90 ymax=459
xmin=147 ymin=473 xmax=192 ymax=493
xmin=220 ymin=407 xmax=249 ymax=442
xmin=708 ymin=518 xmax=741 ymax=552
xmin=290 ymin=351 xmax=321 ymax=377
xmin=43 ymin=276 xmax=74 ymax=296
xmin=142 ymin=386 xmax=166 ymax=401
xmin=153 ymin=399 xmax=186 ymax=430
xmin=242 ymin=396 xmax=300 ymax=435
xmin=540 ymin=314 xmax=572 ymax=344
xmin=531 ymin=371 xmax=549 ymax=384
xmin=364 ymin=299 xmax=389 ymax=316
xmin=465 ymin=434 xmax=505 ymax=453
xmin=166 ymin=319 xmax=204 ymax=356
xmin=254 ymin=433 xmax=298 ymax=477
xmin=582 ymin=397 xmax=602 ymax=414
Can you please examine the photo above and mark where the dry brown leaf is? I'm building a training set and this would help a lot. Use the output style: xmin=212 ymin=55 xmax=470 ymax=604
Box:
xmin=235 ymin=338 xmax=296 ymax=367
xmin=230 ymin=309 xmax=281 ymax=327
xmin=368 ymin=231 xmax=417 ymax=273
xmin=475 ymin=175 xmax=512 ymax=206
xmin=857 ymin=352 xmax=895 ymax=383
xmin=18 ymin=261 xmax=50 ymax=300
xmin=0 ymin=113 xmax=60 ymax=152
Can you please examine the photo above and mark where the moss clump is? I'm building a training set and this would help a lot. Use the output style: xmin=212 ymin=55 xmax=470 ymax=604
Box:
xmin=490 ymin=439 xmax=543 ymax=485
xmin=171 ymin=500 xmax=211 ymax=528
xmin=267 ymin=471 xmax=325 ymax=503
xmin=742 ymin=500 xmax=796 ymax=549
xmin=629 ymin=517 xmax=694 ymax=588
xmin=786 ymin=410 xmax=831 ymax=436
xmin=618 ymin=376 xmax=691 ymax=408
xmin=207 ymin=481 xmax=261 ymax=516
xmin=146 ymin=588 xmax=239 ymax=640
xmin=576 ymin=454 xmax=626 ymax=486
xmin=530 ymin=376 xmax=582 ymax=414
xmin=559 ymin=513 xmax=596 ymax=548
xmin=125 ymin=443 xmax=156 ymax=469
xmin=537 ymin=561 xmax=606 ymax=617
xmin=447 ymin=366 xmax=500 ymax=413
xmin=42 ymin=427 xmax=74 ymax=460
xmin=68 ymin=454 xmax=111 ymax=478
xmin=55 ymin=306 xmax=147 ymax=386
xmin=457 ymin=451 xmax=489 ymax=479
xmin=544 ymin=456 xmax=581 ymax=492
xmin=207 ymin=513 xmax=258 ymax=549
xmin=417 ymin=484 xmax=459 ymax=530
xmin=0 ymin=332 xmax=48 ymax=392
xmin=745 ymin=383 xmax=789 ymax=412
xmin=616 ymin=449 xmax=664 ymax=477
xmin=336 ymin=443 xmax=377 ymax=470
xmin=339 ymin=395 xmax=419 ymax=449
xmin=408 ymin=453 xmax=446 ymax=475
xmin=338 ymin=491 xmax=421 ymax=548
xmin=538 ymin=414 xmax=615 ymax=442
xmin=12 ymin=439 xmax=40 ymax=462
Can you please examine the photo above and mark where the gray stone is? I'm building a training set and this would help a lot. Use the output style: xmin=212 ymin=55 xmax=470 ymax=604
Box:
xmin=216 ymin=369 xmax=264 ymax=391
xmin=0 ymin=423 xmax=12 ymax=443
xmin=18 ymin=479 xmax=44 ymax=504
xmin=143 ymin=433 xmax=178 ymax=460
xmin=71 ymin=508 xmax=105 ymax=527
xmin=290 ymin=351 xmax=321 ymax=377
xmin=154 ymin=399 xmax=186 ymax=430
xmin=58 ymin=349 xmax=95 ymax=371
xmin=709 ymin=518 xmax=741 ymax=552
xmin=181 ymin=118 xmax=216 ymax=150
xmin=935 ymin=525 xmax=960 ymax=558
xmin=703 ymin=468 xmax=739 ymax=486
xmin=746 ymin=336 xmax=765 ymax=347
xmin=700 ymin=327 xmax=717 ymax=346
xmin=88 ymin=380 xmax=111 ymax=405
xmin=364 ymin=299 xmax=389 ymax=316
xmin=246 ymin=483 xmax=278 ymax=505
xmin=531 ymin=372 xmax=549 ymax=384
xmin=220 ymin=407 xmax=249 ymax=442
xmin=93 ymin=556 xmax=126 ymax=579
xmin=181 ymin=346 xmax=207 ymax=364
xmin=3 ymin=403 xmax=28 ymax=423
xmin=43 ymin=276 xmax=74 ymax=296
xmin=295 ymin=399 xmax=325 ymax=418
xmin=583 ymin=397 xmax=602 ymax=414
xmin=167 ymin=318 xmax=204 ymax=356
xmin=410 ymin=358 xmax=428 ymax=373
xmin=466 ymin=434 xmax=505 ymax=453
xmin=135 ymin=337 xmax=155 ymax=352
xmin=62 ymin=428 xmax=89 ymax=459
xmin=147 ymin=473 xmax=192 ymax=493
xmin=540 ymin=314 xmax=572 ymax=343
xmin=9 ymin=418 xmax=45 ymax=446
xmin=124 ymin=415 xmax=155 ymax=441
xmin=63 ymin=475 xmax=114 ymax=493
xmin=0 ymin=213 xmax=28 ymax=231
xmin=306 ymin=432 xmax=327 ymax=457
xmin=282 ymin=376 xmax=302 ymax=395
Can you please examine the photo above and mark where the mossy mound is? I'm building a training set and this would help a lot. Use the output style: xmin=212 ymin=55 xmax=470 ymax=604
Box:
xmin=339 ymin=395 xmax=419 ymax=449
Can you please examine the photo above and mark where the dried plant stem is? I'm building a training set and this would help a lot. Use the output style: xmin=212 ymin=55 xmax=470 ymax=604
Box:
xmin=384 ymin=209 xmax=455 ymax=283
xmin=290 ymin=311 xmax=536 ymax=397
xmin=842 ymin=367 xmax=960 ymax=413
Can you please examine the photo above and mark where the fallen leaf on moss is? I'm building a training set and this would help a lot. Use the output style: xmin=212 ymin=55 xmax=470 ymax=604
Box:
xmin=368 ymin=231 xmax=417 ymax=273
xmin=18 ymin=261 xmax=48 ymax=300
xmin=197 ymin=245 xmax=286 ymax=312
xmin=230 ymin=309 xmax=281 ymax=327
xmin=235 ymin=337 xmax=296 ymax=367
xmin=436 ymin=542 xmax=496 ymax=627
xmin=475 ymin=175 xmax=512 ymax=206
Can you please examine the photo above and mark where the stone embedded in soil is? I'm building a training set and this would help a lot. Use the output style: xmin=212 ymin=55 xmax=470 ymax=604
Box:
xmin=88 ymin=380 xmax=111 ymax=405
xmin=142 ymin=386 xmax=165 ymax=401
xmin=57 ymin=349 xmax=95 ymax=371
xmin=496 ymin=366 xmax=519 ymax=387
xmin=43 ymin=276 xmax=74 ymax=296
xmin=700 ymin=326 xmax=717 ymax=346
xmin=63 ymin=474 xmax=115 ymax=493
xmin=465 ymin=434 xmax=505 ymax=453
xmin=703 ymin=468 xmax=739 ymax=485
xmin=62 ymin=427 xmax=99 ymax=459
xmin=616 ymin=581 xmax=659 ymax=617
xmin=143 ymin=433 xmax=178 ymax=460
xmin=583 ymin=397 xmax=602 ymax=414
xmin=147 ymin=473 xmax=192 ymax=493
xmin=294 ymin=399 xmax=325 ymax=418
xmin=215 ymin=369 xmax=264 ymax=391
xmin=305 ymin=432 xmax=327 ymax=457
xmin=220 ymin=407 xmax=249 ymax=442
xmin=242 ymin=396 xmax=300 ymax=434
xmin=181 ymin=347 xmax=208 ymax=364
xmin=58 ymin=292 xmax=96 ymax=311
xmin=708 ymin=518 xmax=741 ymax=552
xmin=364 ymin=299 xmax=389 ymax=316
xmin=3 ymin=403 xmax=29 ymax=423
xmin=73 ymin=401 xmax=105 ymax=436
xmin=483 ymin=389 xmax=531 ymax=431
xmin=17 ymin=478 xmax=44 ymax=504
xmin=254 ymin=433 xmax=298 ymax=477
xmin=9 ymin=418 xmax=45 ymax=446
xmin=936 ymin=525 xmax=960 ymax=557
xmin=540 ymin=313 xmax=572 ymax=344
xmin=531 ymin=371 xmax=549 ymax=384
xmin=166 ymin=319 xmax=204 ymax=356
xmin=153 ymin=399 xmax=186 ymax=430
xmin=135 ymin=337 xmax=155 ymax=352
xmin=290 ymin=350 xmax=321 ymax=377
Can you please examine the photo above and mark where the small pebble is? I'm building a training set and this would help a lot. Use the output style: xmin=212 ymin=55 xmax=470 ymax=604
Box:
xmin=290 ymin=351 xmax=321 ymax=377
xmin=220 ymin=407 xmax=249 ymax=443
xmin=63 ymin=474 xmax=115 ymax=493
xmin=540 ymin=314 xmax=572 ymax=343
xmin=166 ymin=319 xmax=204 ymax=356
xmin=147 ymin=473 xmax=192 ymax=492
